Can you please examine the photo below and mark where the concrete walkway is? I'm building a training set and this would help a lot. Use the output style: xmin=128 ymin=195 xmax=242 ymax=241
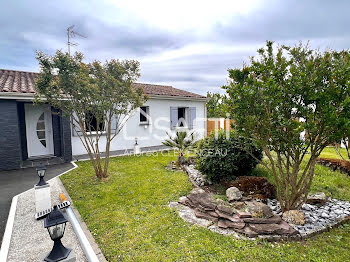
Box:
xmin=0 ymin=163 xmax=74 ymax=244
xmin=5 ymin=177 xmax=88 ymax=261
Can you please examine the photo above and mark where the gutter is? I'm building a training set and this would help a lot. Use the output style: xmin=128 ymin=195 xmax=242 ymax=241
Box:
xmin=148 ymin=94 xmax=208 ymax=102
xmin=0 ymin=92 xmax=35 ymax=100
xmin=0 ymin=92 xmax=208 ymax=102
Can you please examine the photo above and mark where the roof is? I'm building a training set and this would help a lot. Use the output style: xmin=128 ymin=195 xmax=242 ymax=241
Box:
xmin=133 ymin=82 xmax=206 ymax=99
xmin=0 ymin=69 xmax=206 ymax=99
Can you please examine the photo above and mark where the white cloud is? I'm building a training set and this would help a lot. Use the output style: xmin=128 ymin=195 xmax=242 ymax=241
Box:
xmin=107 ymin=0 xmax=265 ymax=32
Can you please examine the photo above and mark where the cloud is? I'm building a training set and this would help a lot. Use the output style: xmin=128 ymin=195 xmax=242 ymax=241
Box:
xmin=1 ymin=0 xmax=350 ymax=95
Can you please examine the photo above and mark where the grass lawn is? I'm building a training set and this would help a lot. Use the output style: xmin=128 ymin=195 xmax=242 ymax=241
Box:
xmin=320 ymin=147 xmax=349 ymax=160
xmin=61 ymin=150 xmax=350 ymax=262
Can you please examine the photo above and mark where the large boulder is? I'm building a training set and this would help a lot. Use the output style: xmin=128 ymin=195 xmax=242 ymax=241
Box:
xmin=306 ymin=192 xmax=328 ymax=205
xmin=226 ymin=187 xmax=243 ymax=201
xmin=227 ymin=176 xmax=276 ymax=202
xmin=282 ymin=210 xmax=305 ymax=225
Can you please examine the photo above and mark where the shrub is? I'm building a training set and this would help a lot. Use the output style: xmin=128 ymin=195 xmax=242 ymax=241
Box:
xmin=196 ymin=131 xmax=262 ymax=182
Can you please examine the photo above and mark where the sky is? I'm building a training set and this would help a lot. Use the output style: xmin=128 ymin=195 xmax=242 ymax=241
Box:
xmin=1 ymin=0 xmax=350 ymax=95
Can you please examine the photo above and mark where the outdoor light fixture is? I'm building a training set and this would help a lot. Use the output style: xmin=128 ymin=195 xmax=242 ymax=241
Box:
xmin=44 ymin=205 xmax=72 ymax=262
xmin=36 ymin=164 xmax=47 ymax=186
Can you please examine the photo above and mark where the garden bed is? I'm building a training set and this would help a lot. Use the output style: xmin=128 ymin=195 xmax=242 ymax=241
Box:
xmin=61 ymin=153 xmax=350 ymax=261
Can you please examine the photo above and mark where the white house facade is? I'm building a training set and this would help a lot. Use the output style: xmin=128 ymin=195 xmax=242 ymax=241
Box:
xmin=71 ymin=95 xmax=207 ymax=156
xmin=0 ymin=69 xmax=207 ymax=170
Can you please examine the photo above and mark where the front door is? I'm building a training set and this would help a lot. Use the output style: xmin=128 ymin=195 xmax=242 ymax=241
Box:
xmin=25 ymin=104 xmax=54 ymax=158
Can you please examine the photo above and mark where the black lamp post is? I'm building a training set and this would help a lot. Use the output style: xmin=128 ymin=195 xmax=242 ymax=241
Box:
xmin=44 ymin=205 xmax=72 ymax=262
xmin=36 ymin=164 xmax=47 ymax=186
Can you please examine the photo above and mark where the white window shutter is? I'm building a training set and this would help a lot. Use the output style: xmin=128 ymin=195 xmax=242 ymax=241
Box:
xmin=189 ymin=107 xmax=196 ymax=129
xmin=170 ymin=107 xmax=178 ymax=130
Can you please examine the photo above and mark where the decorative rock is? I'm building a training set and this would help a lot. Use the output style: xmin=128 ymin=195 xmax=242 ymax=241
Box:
xmin=278 ymin=221 xmax=299 ymax=235
xmin=187 ymin=191 xmax=217 ymax=211
xmin=282 ymin=210 xmax=305 ymax=225
xmin=231 ymin=201 xmax=245 ymax=209
xmin=178 ymin=196 xmax=189 ymax=205
xmin=216 ymin=212 xmax=242 ymax=223
xmin=208 ymin=224 xmax=240 ymax=237
xmin=216 ymin=204 xmax=235 ymax=215
xmin=334 ymin=209 xmax=343 ymax=215
xmin=174 ymin=189 xmax=350 ymax=240
xmin=301 ymin=203 xmax=315 ymax=211
xmin=240 ymin=226 xmax=259 ymax=238
xmin=307 ymin=192 xmax=328 ymax=205
xmin=168 ymin=202 xmax=213 ymax=227
xmin=226 ymin=187 xmax=243 ymax=201
xmin=243 ymin=215 xmax=282 ymax=224
xmin=218 ymin=218 xmax=245 ymax=229
xmin=320 ymin=212 xmax=329 ymax=219
xmin=236 ymin=210 xmax=252 ymax=218
xmin=246 ymin=201 xmax=274 ymax=218
xmin=194 ymin=209 xmax=218 ymax=222
xmin=249 ymin=222 xmax=297 ymax=235
xmin=183 ymin=165 xmax=210 ymax=187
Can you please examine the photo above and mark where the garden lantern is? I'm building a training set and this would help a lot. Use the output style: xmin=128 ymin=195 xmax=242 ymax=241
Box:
xmin=36 ymin=164 xmax=47 ymax=186
xmin=43 ymin=205 xmax=72 ymax=262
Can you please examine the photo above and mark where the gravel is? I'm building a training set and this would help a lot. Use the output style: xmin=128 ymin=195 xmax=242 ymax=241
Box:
xmin=6 ymin=178 xmax=88 ymax=262
xmin=267 ymin=198 xmax=350 ymax=236
xmin=183 ymin=165 xmax=211 ymax=187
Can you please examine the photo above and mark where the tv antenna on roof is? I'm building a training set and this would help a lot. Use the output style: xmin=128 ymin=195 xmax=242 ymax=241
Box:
xmin=67 ymin=25 xmax=87 ymax=55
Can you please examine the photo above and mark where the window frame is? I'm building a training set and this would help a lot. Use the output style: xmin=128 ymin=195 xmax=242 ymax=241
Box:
xmin=177 ymin=107 xmax=188 ymax=128
xmin=84 ymin=110 xmax=106 ymax=134
xmin=139 ymin=106 xmax=150 ymax=125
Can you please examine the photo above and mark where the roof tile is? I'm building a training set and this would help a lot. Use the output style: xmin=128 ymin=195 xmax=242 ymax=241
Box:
xmin=0 ymin=69 xmax=206 ymax=99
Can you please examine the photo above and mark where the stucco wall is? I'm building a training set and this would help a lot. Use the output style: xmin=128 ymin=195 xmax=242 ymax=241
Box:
xmin=71 ymin=98 xmax=206 ymax=156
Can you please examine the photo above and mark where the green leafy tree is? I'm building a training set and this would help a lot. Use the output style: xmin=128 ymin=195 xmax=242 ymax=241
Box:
xmin=35 ymin=51 xmax=146 ymax=179
xmin=206 ymin=91 xmax=228 ymax=118
xmin=224 ymin=41 xmax=350 ymax=211
xmin=162 ymin=131 xmax=195 ymax=164
xmin=334 ymin=121 xmax=350 ymax=161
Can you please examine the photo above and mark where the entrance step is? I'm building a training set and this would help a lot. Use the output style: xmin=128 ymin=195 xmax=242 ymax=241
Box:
xmin=21 ymin=156 xmax=65 ymax=168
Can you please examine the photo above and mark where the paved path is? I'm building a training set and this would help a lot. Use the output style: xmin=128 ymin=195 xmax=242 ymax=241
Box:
xmin=0 ymin=163 xmax=74 ymax=244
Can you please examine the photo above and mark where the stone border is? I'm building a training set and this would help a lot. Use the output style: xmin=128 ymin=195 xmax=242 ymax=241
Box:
xmin=183 ymin=165 xmax=210 ymax=187
xmin=170 ymin=200 xmax=348 ymax=242
xmin=171 ymin=190 xmax=350 ymax=241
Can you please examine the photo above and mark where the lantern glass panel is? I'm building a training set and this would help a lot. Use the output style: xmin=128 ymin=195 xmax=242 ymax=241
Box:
xmin=48 ymin=223 xmax=66 ymax=240
xmin=37 ymin=169 xmax=45 ymax=177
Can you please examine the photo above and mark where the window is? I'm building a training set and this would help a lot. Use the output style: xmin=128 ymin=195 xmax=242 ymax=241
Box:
xmin=85 ymin=111 xmax=105 ymax=132
xmin=140 ymin=106 xmax=150 ymax=124
xmin=36 ymin=112 xmax=46 ymax=147
xmin=177 ymin=107 xmax=187 ymax=127
xmin=171 ymin=107 xmax=196 ymax=130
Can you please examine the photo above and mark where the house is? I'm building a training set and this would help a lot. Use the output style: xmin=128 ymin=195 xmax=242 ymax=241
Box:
xmin=0 ymin=69 xmax=207 ymax=171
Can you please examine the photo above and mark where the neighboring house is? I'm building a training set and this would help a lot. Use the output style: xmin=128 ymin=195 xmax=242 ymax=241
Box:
xmin=0 ymin=69 xmax=207 ymax=171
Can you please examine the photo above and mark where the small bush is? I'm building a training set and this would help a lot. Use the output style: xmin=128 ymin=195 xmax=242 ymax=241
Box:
xmin=196 ymin=131 xmax=263 ymax=182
